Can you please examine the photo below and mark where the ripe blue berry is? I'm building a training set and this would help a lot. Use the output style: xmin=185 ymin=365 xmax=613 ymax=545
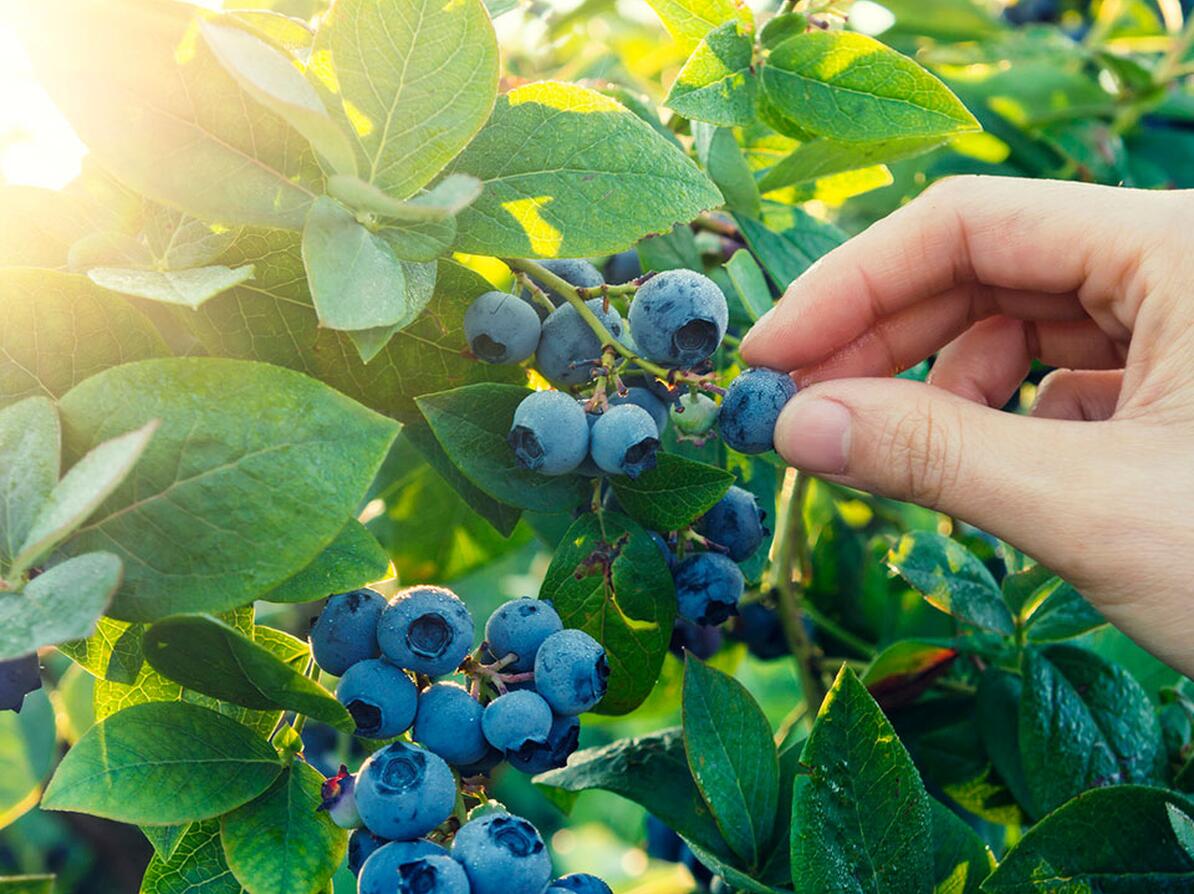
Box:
xmin=628 ymin=269 xmax=728 ymax=367
xmin=397 ymin=853 xmax=472 ymax=894
xmin=318 ymin=765 xmax=361 ymax=829
xmin=355 ymin=742 xmax=457 ymax=840
xmin=309 ymin=588 xmax=386 ymax=676
xmin=645 ymin=814 xmax=684 ymax=862
xmin=535 ymin=299 xmax=623 ymax=386
xmin=673 ymin=552 xmax=744 ymax=626
xmin=669 ymin=618 xmax=723 ymax=660
xmin=590 ymin=404 xmax=660 ymax=478
xmin=733 ymin=603 xmax=788 ymax=661
xmin=670 ymin=392 xmax=719 ymax=438
xmin=482 ymin=689 xmax=553 ymax=752
xmin=506 ymin=712 xmax=580 ymax=774
xmin=548 ymin=873 xmax=614 ymax=894
xmin=509 ymin=390 xmax=590 ymax=476
xmin=412 ymin=682 xmax=489 ymax=767
xmin=358 ymin=840 xmax=448 ymax=894
xmin=452 ymin=813 xmax=553 ymax=894
xmin=377 ymin=586 xmax=475 ymax=677
xmin=347 ymin=828 xmax=388 ymax=876
xmin=485 ymin=598 xmax=564 ymax=673
xmin=458 ymin=744 xmax=504 ymax=778
xmin=718 ymin=368 xmax=796 ymax=455
xmin=465 ymin=290 xmax=542 ymax=364
xmin=695 ymin=486 xmax=766 ymax=562
xmin=534 ymin=628 xmax=609 ymax=715
xmin=608 ymin=386 xmax=669 ymax=434
xmin=520 ymin=258 xmax=604 ymax=317
xmin=336 ymin=658 xmax=417 ymax=739
xmin=0 ymin=654 xmax=40 ymax=712
xmin=604 ymin=249 xmax=641 ymax=285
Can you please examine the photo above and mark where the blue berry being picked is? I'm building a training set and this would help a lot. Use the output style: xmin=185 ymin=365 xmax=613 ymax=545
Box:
xmin=354 ymin=742 xmax=457 ymax=840
xmin=627 ymin=269 xmax=728 ymax=367
xmin=0 ymin=654 xmax=41 ymax=712
xmin=465 ymin=290 xmax=542 ymax=364
xmin=336 ymin=658 xmax=417 ymax=739
xmin=695 ymin=485 xmax=766 ymax=562
xmin=377 ymin=585 xmax=475 ymax=677
xmin=520 ymin=258 xmax=604 ymax=318
xmin=509 ymin=390 xmax=590 ymax=476
xmin=412 ymin=682 xmax=489 ymax=767
xmin=347 ymin=828 xmax=388 ymax=876
xmin=535 ymin=299 xmax=623 ymax=386
xmin=608 ymin=385 xmax=669 ymax=434
xmin=718 ymin=368 xmax=796 ymax=455
xmin=318 ymin=765 xmax=361 ymax=829
xmin=506 ymin=712 xmax=580 ymax=774
xmin=358 ymin=840 xmax=448 ymax=894
xmin=397 ymin=853 xmax=472 ymax=894
xmin=674 ymin=552 xmax=744 ymax=626
xmin=590 ymin=404 xmax=660 ymax=478
xmin=482 ymin=689 xmax=554 ymax=752
xmin=534 ymin=628 xmax=609 ymax=715
xmin=309 ymin=588 xmax=386 ymax=676
xmin=485 ymin=597 xmax=564 ymax=673
xmin=549 ymin=874 xmax=614 ymax=894
xmin=452 ymin=812 xmax=553 ymax=894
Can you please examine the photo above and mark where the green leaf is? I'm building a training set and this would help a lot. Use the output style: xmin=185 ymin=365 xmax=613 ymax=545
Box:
xmin=200 ymin=19 xmax=357 ymax=177
xmin=260 ymin=519 xmax=389 ymax=605
xmin=886 ymin=532 xmax=1013 ymax=635
xmin=684 ymin=841 xmax=793 ymax=894
xmin=862 ymin=640 xmax=959 ymax=710
xmin=792 ymin=666 xmax=934 ymax=894
xmin=734 ymin=212 xmax=843 ymax=291
xmin=694 ymin=125 xmax=761 ymax=219
xmin=42 ymin=701 xmax=282 ymax=824
xmin=611 ymin=454 xmax=733 ymax=532
xmin=144 ymin=614 xmax=351 ymax=731
xmin=758 ymin=137 xmax=946 ymax=193
xmin=930 ymin=799 xmax=994 ymax=894
xmin=0 ymin=398 xmax=59 ymax=569
xmin=141 ymin=820 xmax=249 ymax=894
xmin=1170 ymin=804 xmax=1194 ymax=861
xmin=11 ymin=420 xmax=157 ymax=575
xmin=56 ymin=358 xmax=398 ymax=621
xmin=761 ymin=31 xmax=979 ymax=142
xmin=143 ymin=823 xmax=189 ymax=860
xmin=534 ymin=728 xmax=733 ymax=861
xmin=59 ymin=617 xmax=146 ymax=684
xmin=724 ymin=250 xmax=772 ymax=322
xmin=0 ymin=268 xmax=166 ymax=409
xmin=666 ymin=21 xmax=757 ymax=127
xmin=0 ymin=690 xmax=55 ymax=831
xmin=983 ymin=786 xmax=1194 ymax=893
xmin=141 ymin=209 xmax=243 ymax=272
xmin=0 ymin=876 xmax=55 ymax=894
xmin=85 ymin=265 xmax=256 ymax=309
xmin=682 ymin=656 xmax=778 ymax=868
xmin=1019 ymin=645 xmax=1163 ymax=815
xmin=417 ymin=384 xmax=589 ymax=514
xmin=327 ymin=173 xmax=483 ymax=223
xmin=0 ymin=553 xmax=122 ymax=660
xmin=638 ymin=224 xmax=702 ymax=273
xmin=343 ymin=259 xmax=438 ymax=362
xmin=1021 ymin=578 xmax=1105 ymax=642
xmin=21 ymin=0 xmax=322 ymax=229
xmin=310 ymin=0 xmax=498 ymax=199
xmin=448 ymin=82 xmax=723 ymax=258
xmin=975 ymin=667 xmax=1036 ymax=819
xmin=644 ymin=0 xmax=754 ymax=52
xmin=539 ymin=511 xmax=676 ymax=715
xmin=221 ymin=762 xmax=346 ymax=894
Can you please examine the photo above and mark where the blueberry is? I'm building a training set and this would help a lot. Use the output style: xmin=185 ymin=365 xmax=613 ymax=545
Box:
xmin=670 ymin=392 xmax=719 ymax=439
xmin=318 ymin=765 xmax=361 ymax=829
xmin=520 ymin=258 xmax=604 ymax=318
xmin=1003 ymin=0 xmax=1059 ymax=23
xmin=412 ymin=682 xmax=489 ymax=766
xmin=669 ymin=618 xmax=723 ymax=660
xmin=575 ymin=405 xmax=604 ymax=478
xmin=482 ymin=689 xmax=554 ymax=752
xmin=609 ymin=386 xmax=669 ymax=434
xmin=309 ymin=588 xmax=386 ymax=677
xmin=604 ymin=249 xmax=642 ymax=285
xmin=733 ymin=603 xmax=789 ymax=661
xmin=355 ymin=742 xmax=457 ymax=840
xmin=718 ymin=368 xmax=796 ymax=455
xmin=533 ymin=628 xmax=609 ymax=715
xmin=347 ymin=828 xmax=389 ymax=876
xmin=0 ymin=654 xmax=40 ymax=712
xmin=645 ymin=814 xmax=684 ymax=862
xmin=590 ymin=404 xmax=660 ymax=478
xmin=301 ymin=723 xmax=340 ymax=777
xmin=508 ymin=390 xmax=591 ymax=476
xmin=627 ymin=269 xmax=728 ymax=367
xmin=452 ymin=813 xmax=553 ymax=894
xmin=336 ymin=658 xmax=418 ymax=739
xmin=359 ymin=840 xmax=448 ymax=894
xmin=548 ymin=873 xmax=613 ymax=894
xmin=535 ymin=299 xmax=623 ymax=386
xmin=506 ymin=713 xmax=580 ymax=774
xmin=695 ymin=486 xmax=765 ymax=562
xmin=377 ymin=586 xmax=475 ymax=677
xmin=458 ymin=744 xmax=505 ymax=778
xmin=673 ymin=553 xmax=743 ymax=626
xmin=465 ymin=290 xmax=542 ymax=364
xmin=485 ymin=598 xmax=564 ymax=673
xmin=397 ymin=853 xmax=472 ymax=894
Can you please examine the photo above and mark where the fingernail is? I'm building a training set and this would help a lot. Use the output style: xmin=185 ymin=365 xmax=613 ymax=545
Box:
xmin=776 ymin=398 xmax=851 ymax=474
xmin=740 ymin=306 xmax=776 ymax=352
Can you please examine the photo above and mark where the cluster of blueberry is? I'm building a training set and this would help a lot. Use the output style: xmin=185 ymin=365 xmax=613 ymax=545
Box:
xmin=307 ymin=588 xmax=614 ymax=894
xmin=462 ymin=258 xmax=796 ymax=479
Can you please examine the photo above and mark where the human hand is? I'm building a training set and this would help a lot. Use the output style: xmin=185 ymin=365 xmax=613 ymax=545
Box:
xmin=740 ymin=176 xmax=1194 ymax=676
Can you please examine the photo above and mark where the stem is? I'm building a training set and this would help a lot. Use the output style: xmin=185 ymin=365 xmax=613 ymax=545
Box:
xmin=1112 ymin=10 xmax=1194 ymax=134
xmin=512 ymin=271 xmax=557 ymax=315
xmin=802 ymin=601 xmax=877 ymax=659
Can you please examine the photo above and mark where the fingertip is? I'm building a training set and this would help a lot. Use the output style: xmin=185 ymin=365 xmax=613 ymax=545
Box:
xmin=774 ymin=392 xmax=852 ymax=475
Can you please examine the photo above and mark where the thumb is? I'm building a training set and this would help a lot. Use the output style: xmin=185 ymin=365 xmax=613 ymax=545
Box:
xmin=773 ymin=378 xmax=1106 ymax=548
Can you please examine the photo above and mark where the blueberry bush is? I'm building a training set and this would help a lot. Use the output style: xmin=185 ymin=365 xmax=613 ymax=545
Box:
xmin=1 ymin=0 xmax=1193 ymax=892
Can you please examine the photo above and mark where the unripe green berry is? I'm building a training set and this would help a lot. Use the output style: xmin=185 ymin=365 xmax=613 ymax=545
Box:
xmin=670 ymin=392 xmax=719 ymax=438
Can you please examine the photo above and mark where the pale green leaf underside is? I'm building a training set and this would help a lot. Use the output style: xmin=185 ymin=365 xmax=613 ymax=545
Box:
xmin=758 ymin=135 xmax=946 ymax=192
xmin=86 ymin=265 xmax=256 ymax=309
xmin=327 ymin=173 xmax=482 ymax=223
xmin=0 ymin=397 xmax=60 ymax=568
